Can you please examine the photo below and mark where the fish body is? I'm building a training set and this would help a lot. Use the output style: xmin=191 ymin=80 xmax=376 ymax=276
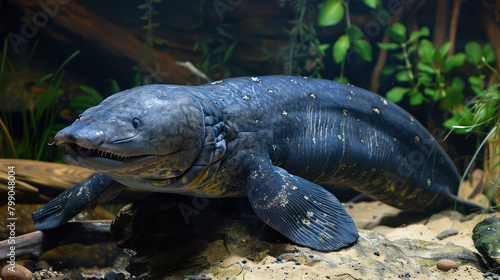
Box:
xmin=34 ymin=76 xmax=473 ymax=251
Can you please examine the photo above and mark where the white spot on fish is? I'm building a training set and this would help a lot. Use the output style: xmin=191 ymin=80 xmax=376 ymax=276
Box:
xmin=211 ymin=80 xmax=223 ymax=85
xmin=243 ymin=95 xmax=251 ymax=100
xmin=268 ymin=89 xmax=274 ymax=93
xmin=250 ymin=77 xmax=260 ymax=82
xmin=343 ymin=109 xmax=347 ymax=117
xmin=282 ymin=110 xmax=288 ymax=116
xmin=310 ymin=93 xmax=316 ymax=99
xmin=373 ymin=108 xmax=380 ymax=114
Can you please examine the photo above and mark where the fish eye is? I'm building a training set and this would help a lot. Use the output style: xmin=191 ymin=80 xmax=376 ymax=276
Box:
xmin=132 ymin=118 xmax=140 ymax=128
xmin=78 ymin=114 xmax=83 ymax=119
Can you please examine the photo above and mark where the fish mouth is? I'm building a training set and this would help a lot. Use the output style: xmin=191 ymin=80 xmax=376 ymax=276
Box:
xmin=62 ymin=143 xmax=145 ymax=161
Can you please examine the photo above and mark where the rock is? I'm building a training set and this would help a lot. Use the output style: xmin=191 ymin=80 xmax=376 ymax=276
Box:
xmin=436 ymin=259 xmax=457 ymax=271
xmin=436 ymin=229 xmax=459 ymax=240
xmin=1 ymin=264 xmax=33 ymax=280
xmin=473 ymin=217 xmax=500 ymax=265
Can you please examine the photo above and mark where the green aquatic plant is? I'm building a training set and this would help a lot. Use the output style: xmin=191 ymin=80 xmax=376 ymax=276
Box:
xmin=0 ymin=40 xmax=79 ymax=161
xmin=378 ymin=23 xmax=470 ymax=108
xmin=317 ymin=0 xmax=376 ymax=82
xmin=281 ymin=0 xmax=329 ymax=78
xmin=192 ymin=1 xmax=239 ymax=81
xmin=378 ymin=24 xmax=497 ymax=114
xmin=138 ymin=0 xmax=163 ymax=46
xmin=443 ymin=53 xmax=499 ymax=203
xmin=0 ymin=38 xmax=17 ymax=158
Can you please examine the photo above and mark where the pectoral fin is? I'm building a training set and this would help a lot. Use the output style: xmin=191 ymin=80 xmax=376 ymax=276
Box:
xmin=32 ymin=173 xmax=125 ymax=230
xmin=241 ymin=155 xmax=359 ymax=251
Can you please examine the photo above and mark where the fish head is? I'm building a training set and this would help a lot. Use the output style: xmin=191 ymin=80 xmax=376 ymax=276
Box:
xmin=54 ymin=85 xmax=204 ymax=182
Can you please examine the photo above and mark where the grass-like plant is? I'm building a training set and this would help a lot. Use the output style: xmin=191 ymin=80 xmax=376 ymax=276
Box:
xmin=0 ymin=38 xmax=79 ymax=161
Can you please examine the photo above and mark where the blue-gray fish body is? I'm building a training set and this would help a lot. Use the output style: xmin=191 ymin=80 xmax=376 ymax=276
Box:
xmin=33 ymin=76 xmax=473 ymax=251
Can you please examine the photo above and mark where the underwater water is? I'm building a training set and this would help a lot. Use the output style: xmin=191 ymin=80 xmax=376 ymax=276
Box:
xmin=1 ymin=0 xmax=500 ymax=279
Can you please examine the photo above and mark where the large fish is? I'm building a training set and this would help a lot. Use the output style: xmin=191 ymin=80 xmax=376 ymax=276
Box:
xmin=33 ymin=76 xmax=480 ymax=251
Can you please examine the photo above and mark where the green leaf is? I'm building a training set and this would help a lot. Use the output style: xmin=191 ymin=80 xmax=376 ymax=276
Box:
xmin=318 ymin=44 xmax=330 ymax=55
xmin=78 ymin=85 xmax=103 ymax=103
xmin=354 ymin=39 xmax=372 ymax=62
xmin=416 ymin=72 xmax=433 ymax=85
xmin=446 ymin=106 xmax=474 ymax=132
xmin=424 ymin=87 xmax=438 ymax=98
xmin=318 ymin=0 xmax=345 ymax=27
xmin=334 ymin=76 xmax=349 ymax=83
xmin=363 ymin=0 xmax=378 ymax=8
xmin=109 ymin=79 xmax=120 ymax=93
xmin=483 ymin=43 xmax=496 ymax=63
xmin=418 ymin=39 xmax=436 ymax=64
xmin=439 ymin=42 xmax=452 ymax=58
xmin=409 ymin=92 xmax=424 ymax=105
xmin=395 ymin=71 xmax=410 ymax=82
xmin=333 ymin=34 xmax=351 ymax=63
xmin=386 ymin=87 xmax=410 ymax=103
xmin=377 ymin=42 xmax=400 ymax=50
xmin=407 ymin=27 xmax=429 ymax=44
xmin=408 ymin=44 xmax=418 ymax=54
xmin=443 ymin=116 xmax=469 ymax=133
xmin=468 ymin=76 xmax=483 ymax=86
xmin=346 ymin=25 xmax=363 ymax=42
xmin=417 ymin=62 xmax=437 ymax=74
xmin=433 ymin=50 xmax=443 ymax=65
xmin=382 ymin=66 xmax=397 ymax=75
xmin=153 ymin=39 xmax=164 ymax=45
xmin=465 ymin=41 xmax=482 ymax=65
xmin=34 ymin=73 xmax=54 ymax=86
xmin=223 ymin=41 xmax=237 ymax=63
xmin=444 ymin=77 xmax=464 ymax=109
xmin=393 ymin=53 xmax=406 ymax=60
xmin=386 ymin=22 xmax=407 ymax=43
xmin=443 ymin=53 xmax=466 ymax=73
